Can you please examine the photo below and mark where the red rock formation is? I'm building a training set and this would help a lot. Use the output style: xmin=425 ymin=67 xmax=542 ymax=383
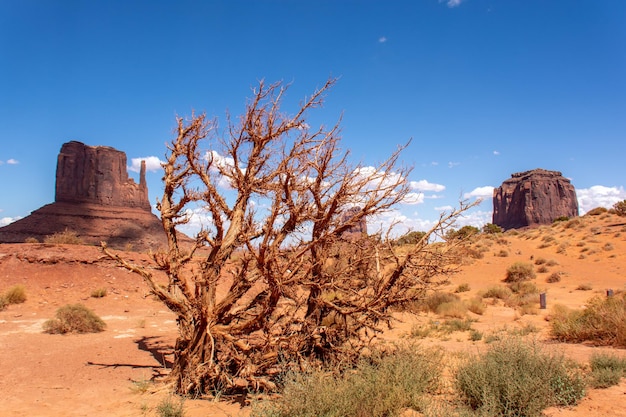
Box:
xmin=0 ymin=141 xmax=167 ymax=250
xmin=492 ymin=169 xmax=579 ymax=230
xmin=56 ymin=141 xmax=150 ymax=209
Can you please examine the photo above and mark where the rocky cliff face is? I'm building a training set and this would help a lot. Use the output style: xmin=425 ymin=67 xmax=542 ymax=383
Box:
xmin=56 ymin=141 xmax=150 ymax=210
xmin=492 ymin=169 xmax=579 ymax=230
xmin=0 ymin=141 xmax=167 ymax=250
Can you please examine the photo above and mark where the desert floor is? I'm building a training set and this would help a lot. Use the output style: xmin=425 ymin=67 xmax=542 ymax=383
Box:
xmin=1 ymin=212 xmax=626 ymax=416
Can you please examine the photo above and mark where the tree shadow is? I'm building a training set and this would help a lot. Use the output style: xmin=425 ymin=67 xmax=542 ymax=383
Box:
xmin=85 ymin=336 xmax=174 ymax=379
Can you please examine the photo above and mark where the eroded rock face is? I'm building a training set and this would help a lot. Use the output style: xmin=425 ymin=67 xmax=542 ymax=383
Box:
xmin=56 ymin=141 xmax=150 ymax=210
xmin=0 ymin=141 xmax=166 ymax=250
xmin=492 ymin=169 xmax=579 ymax=230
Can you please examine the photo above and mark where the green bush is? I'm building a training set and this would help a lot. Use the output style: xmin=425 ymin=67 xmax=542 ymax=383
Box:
xmin=393 ymin=230 xmax=427 ymax=246
xmin=3 ymin=284 xmax=26 ymax=305
xmin=504 ymin=262 xmax=536 ymax=283
xmin=446 ymin=225 xmax=480 ymax=241
xmin=253 ymin=345 xmax=442 ymax=417
xmin=43 ymin=304 xmax=106 ymax=334
xmin=456 ymin=338 xmax=585 ymax=417
xmin=550 ymin=294 xmax=626 ymax=346
xmin=589 ymin=352 xmax=626 ymax=389
xmin=482 ymin=223 xmax=503 ymax=234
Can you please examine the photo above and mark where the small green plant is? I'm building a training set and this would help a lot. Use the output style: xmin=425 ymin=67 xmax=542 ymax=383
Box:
xmin=454 ymin=283 xmax=471 ymax=293
xmin=156 ymin=395 xmax=185 ymax=417
xmin=482 ymin=223 xmax=503 ymax=234
xmin=90 ymin=288 xmax=108 ymax=298
xmin=43 ymin=303 xmax=106 ymax=334
xmin=589 ymin=352 xmax=626 ymax=389
xmin=44 ymin=229 xmax=83 ymax=245
xmin=393 ymin=230 xmax=427 ymax=246
xmin=3 ymin=284 xmax=26 ymax=305
xmin=456 ymin=338 xmax=585 ymax=417
xmin=131 ymin=377 xmax=153 ymax=393
xmin=504 ymin=262 xmax=536 ymax=283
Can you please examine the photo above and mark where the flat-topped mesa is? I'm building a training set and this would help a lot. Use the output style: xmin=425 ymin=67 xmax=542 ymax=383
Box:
xmin=55 ymin=141 xmax=151 ymax=210
xmin=493 ymin=168 xmax=579 ymax=230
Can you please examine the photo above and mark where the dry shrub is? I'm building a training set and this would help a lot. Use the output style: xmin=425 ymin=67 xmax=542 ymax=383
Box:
xmin=43 ymin=304 xmax=106 ymax=334
xmin=44 ymin=229 xmax=83 ymax=245
xmin=504 ymin=262 xmax=536 ymax=283
xmin=589 ymin=352 xmax=626 ymax=389
xmin=537 ymin=265 xmax=549 ymax=273
xmin=456 ymin=338 xmax=585 ymax=417
xmin=546 ymin=259 xmax=558 ymax=267
xmin=253 ymin=344 xmax=442 ymax=417
xmin=603 ymin=242 xmax=614 ymax=251
xmin=586 ymin=207 xmax=608 ymax=216
xmin=550 ymin=294 xmax=626 ymax=346
xmin=436 ymin=300 xmax=467 ymax=318
xmin=3 ymin=284 xmax=26 ymax=305
xmin=495 ymin=249 xmax=509 ymax=257
xmin=454 ymin=283 xmax=471 ymax=293
xmin=534 ymin=257 xmax=547 ymax=265
xmin=420 ymin=292 xmax=461 ymax=314
xmin=546 ymin=272 xmax=562 ymax=283
xmin=575 ymin=283 xmax=593 ymax=291
xmin=466 ymin=297 xmax=486 ymax=315
xmin=24 ymin=237 xmax=39 ymax=243
xmin=90 ymin=288 xmax=107 ymax=298
xmin=482 ymin=286 xmax=513 ymax=300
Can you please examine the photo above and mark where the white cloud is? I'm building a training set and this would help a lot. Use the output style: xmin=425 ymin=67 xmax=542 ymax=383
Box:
xmin=129 ymin=156 xmax=164 ymax=173
xmin=1 ymin=216 xmax=21 ymax=226
xmin=378 ymin=36 xmax=387 ymax=43
xmin=448 ymin=161 xmax=460 ymax=168
xmin=402 ymin=192 xmax=425 ymax=205
xmin=7 ymin=159 xmax=18 ymax=165
xmin=435 ymin=205 xmax=454 ymax=212
xmin=410 ymin=179 xmax=445 ymax=192
xmin=576 ymin=185 xmax=626 ymax=214
xmin=455 ymin=209 xmax=493 ymax=228
xmin=464 ymin=186 xmax=494 ymax=199
xmin=493 ymin=150 xmax=500 ymax=156
xmin=440 ymin=0 xmax=464 ymax=7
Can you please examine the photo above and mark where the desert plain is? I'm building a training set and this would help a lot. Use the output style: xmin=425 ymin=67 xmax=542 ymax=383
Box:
xmin=1 ymin=211 xmax=626 ymax=417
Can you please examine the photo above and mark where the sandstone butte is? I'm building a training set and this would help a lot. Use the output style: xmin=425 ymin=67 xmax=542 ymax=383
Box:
xmin=492 ymin=168 xmax=579 ymax=230
xmin=0 ymin=141 xmax=167 ymax=251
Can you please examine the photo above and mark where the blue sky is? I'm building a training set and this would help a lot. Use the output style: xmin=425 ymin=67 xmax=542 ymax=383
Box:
xmin=1 ymin=0 xmax=625 ymax=234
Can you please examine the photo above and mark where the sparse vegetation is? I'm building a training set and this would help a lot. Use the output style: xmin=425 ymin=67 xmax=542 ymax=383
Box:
xmin=454 ymin=283 xmax=471 ymax=293
xmin=446 ymin=225 xmax=480 ymax=241
xmin=466 ymin=297 xmax=486 ymax=315
xmin=613 ymin=200 xmax=626 ymax=216
xmin=482 ymin=223 xmax=503 ymax=234
xmin=575 ymin=283 xmax=593 ymax=291
xmin=495 ymin=249 xmax=509 ymax=257
xmin=550 ymin=294 xmax=626 ymax=346
xmin=90 ymin=288 xmax=107 ymax=298
xmin=503 ymin=262 xmax=536 ymax=283
xmin=482 ymin=285 xmax=513 ymax=300
xmin=546 ymin=272 xmax=562 ymax=283
xmin=43 ymin=303 xmax=106 ymax=334
xmin=553 ymin=216 xmax=570 ymax=223
xmin=589 ymin=352 xmax=626 ymax=389
xmin=456 ymin=338 xmax=585 ymax=417
xmin=156 ymin=395 xmax=185 ymax=417
xmin=252 ymin=345 xmax=442 ymax=417
xmin=586 ymin=207 xmax=608 ymax=216
xmin=3 ymin=284 xmax=26 ymax=305
xmin=44 ymin=229 xmax=83 ymax=245
xmin=24 ymin=237 xmax=39 ymax=243
xmin=393 ymin=230 xmax=427 ymax=246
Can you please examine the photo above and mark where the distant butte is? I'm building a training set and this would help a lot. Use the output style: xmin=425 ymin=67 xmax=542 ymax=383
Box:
xmin=0 ymin=141 xmax=168 ymax=250
xmin=492 ymin=168 xmax=579 ymax=230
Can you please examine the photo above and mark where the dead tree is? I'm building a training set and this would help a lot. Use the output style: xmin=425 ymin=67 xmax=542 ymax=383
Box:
xmin=102 ymin=78 xmax=474 ymax=395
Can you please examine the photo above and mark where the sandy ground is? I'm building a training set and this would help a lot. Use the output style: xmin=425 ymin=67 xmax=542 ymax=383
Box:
xmin=1 ymin=212 xmax=626 ymax=416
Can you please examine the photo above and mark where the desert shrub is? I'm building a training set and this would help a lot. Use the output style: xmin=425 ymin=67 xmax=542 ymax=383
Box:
xmin=546 ymin=272 xmax=562 ymax=283
xmin=537 ymin=265 xmax=549 ymax=273
xmin=482 ymin=223 xmax=503 ymax=234
xmin=421 ymin=292 xmax=460 ymax=313
xmin=156 ymin=395 xmax=185 ymax=417
xmin=43 ymin=304 xmax=106 ymax=334
xmin=466 ymin=297 xmax=486 ymax=315
xmin=393 ymin=230 xmax=427 ymax=246
xmin=44 ymin=229 xmax=83 ymax=245
xmin=3 ymin=284 xmax=26 ymax=304
xmin=454 ymin=283 xmax=471 ymax=293
xmin=553 ymin=216 xmax=570 ymax=223
xmin=546 ymin=259 xmax=558 ymax=267
xmin=90 ymin=288 xmax=107 ymax=298
xmin=495 ymin=249 xmax=509 ymax=257
xmin=469 ymin=329 xmax=483 ymax=341
xmin=603 ymin=242 xmax=614 ymax=251
xmin=589 ymin=352 xmax=626 ymax=389
xmin=446 ymin=225 xmax=480 ymax=241
xmin=436 ymin=300 xmax=468 ymax=318
xmin=24 ymin=237 xmax=39 ymax=243
xmin=482 ymin=285 xmax=513 ymax=300
xmin=550 ymin=294 xmax=626 ymax=346
xmin=534 ymin=257 xmax=546 ymax=265
xmin=556 ymin=242 xmax=569 ymax=254
xmin=0 ymin=296 xmax=7 ymax=311
xmin=253 ymin=345 xmax=442 ymax=417
xmin=504 ymin=262 xmax=536 ymax=283
xmin=456 ymin=338 xmax=585 ymax=417
xmin=575 ymin=283 xmax=593 ymax=291
xmin=441 ymin=318 xmax=474 ymax=333
xmin=586 ymin=207 xmax=608 ymax=216
xmin=613 ymin=200 xmax=626 ymax=216
xmin=508 ymin=281 xmax=538 ymax=295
